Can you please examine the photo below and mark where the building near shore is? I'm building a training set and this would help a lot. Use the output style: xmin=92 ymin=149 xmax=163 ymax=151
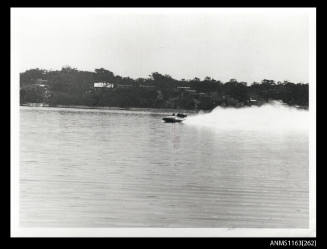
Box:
xmin=94 ymin=82 xmax=114 ymax=88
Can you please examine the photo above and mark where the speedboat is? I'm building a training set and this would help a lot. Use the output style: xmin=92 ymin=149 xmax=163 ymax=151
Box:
xmin=162 ymin=113 xmax=187 ymax=123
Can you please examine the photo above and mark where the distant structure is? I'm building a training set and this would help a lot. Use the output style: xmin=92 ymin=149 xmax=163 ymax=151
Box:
xmin=29 ymin=79 xmax=51 ymax=101
xmin=116 ymin=84 xmax=133 ymax=88
xmin=198 ymin=92 xmax=208 ymax=97
xmin=177 ymin=86 xmax=191 ymax=90
xmin=185 ymin=89 xmax=197 ymax=94
xmin=34 ymin=79 xmax=48 ymax=87
xmin=140 ymin=84 xmax=155 ymax=88
xmin=94 ymin=82 xmax=114 ymax=88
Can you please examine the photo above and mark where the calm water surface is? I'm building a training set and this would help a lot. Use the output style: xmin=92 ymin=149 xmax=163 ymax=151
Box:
xmin=20 ymin=106 xmax=309 ymax=227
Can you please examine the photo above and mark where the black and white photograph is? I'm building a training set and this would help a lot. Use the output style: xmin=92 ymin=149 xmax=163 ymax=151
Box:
xmin=11 ymin=7 xmax=316 ymax=237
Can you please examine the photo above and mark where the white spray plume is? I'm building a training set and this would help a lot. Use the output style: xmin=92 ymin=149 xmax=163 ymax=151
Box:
xmin=184 ymin=101 xmax=309 ymax=133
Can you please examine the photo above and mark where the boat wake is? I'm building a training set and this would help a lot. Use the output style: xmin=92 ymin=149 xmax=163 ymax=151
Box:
xmin=183 ymin=101 xmax=309 ymax=132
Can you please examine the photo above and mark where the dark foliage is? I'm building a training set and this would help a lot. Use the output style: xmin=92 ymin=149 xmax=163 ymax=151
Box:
xmin=20 ymin=67 xmax=309 ymax=110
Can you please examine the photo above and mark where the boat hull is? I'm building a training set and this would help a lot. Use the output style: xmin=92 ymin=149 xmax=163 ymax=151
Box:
xmin=162 ymin=117 xmax=183 ymax=123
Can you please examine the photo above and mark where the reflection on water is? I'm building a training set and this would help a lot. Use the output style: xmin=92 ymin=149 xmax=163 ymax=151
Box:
xmin=20 ymin=106 xmax=309 ymax=227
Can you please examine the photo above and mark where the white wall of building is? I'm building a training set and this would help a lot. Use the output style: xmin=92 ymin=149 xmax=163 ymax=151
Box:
xmin=94 ymin=82 xmax=114 ymax=88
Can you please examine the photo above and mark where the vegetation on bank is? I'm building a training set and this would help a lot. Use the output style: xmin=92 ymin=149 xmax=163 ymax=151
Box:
xmin=20 ymin=67 xmax=309 ymax=110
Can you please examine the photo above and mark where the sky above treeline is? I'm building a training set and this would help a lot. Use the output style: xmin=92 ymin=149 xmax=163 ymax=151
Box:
xmin=12 ymin=8 xmax=314 ymax=83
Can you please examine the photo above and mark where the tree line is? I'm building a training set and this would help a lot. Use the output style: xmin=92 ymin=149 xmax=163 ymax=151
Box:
xmin=20 ymin=66 xmax=309 ymax=110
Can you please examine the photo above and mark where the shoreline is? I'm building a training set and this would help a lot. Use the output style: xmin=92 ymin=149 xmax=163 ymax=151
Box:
xmin=20 ymin=103 xmax=201 ymax=114
xmin=20 ymin=102 xmax=308 ymax=112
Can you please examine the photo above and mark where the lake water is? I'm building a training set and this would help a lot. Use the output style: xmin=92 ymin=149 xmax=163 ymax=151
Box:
xmin=19 ymin=105 xmax=309 ymax=228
